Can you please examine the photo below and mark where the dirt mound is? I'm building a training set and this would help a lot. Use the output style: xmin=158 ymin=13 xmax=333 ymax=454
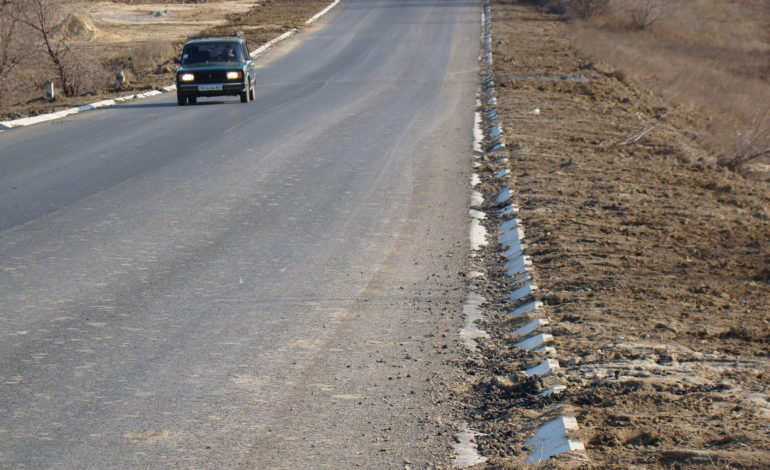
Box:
xmin=55 ymin=13 xmax=99 ymax=40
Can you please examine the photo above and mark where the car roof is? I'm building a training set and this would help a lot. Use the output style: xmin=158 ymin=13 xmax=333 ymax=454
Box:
xmin=184 ymin=38 xmax=244 ymax=46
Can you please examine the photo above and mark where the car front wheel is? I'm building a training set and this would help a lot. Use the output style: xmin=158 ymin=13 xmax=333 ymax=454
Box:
xmin=240 ymin=79 xmax=250 ymax=103
xmin=177 ymin=94 xmax=187 ymax=106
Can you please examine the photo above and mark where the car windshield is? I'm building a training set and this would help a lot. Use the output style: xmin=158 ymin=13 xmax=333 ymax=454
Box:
xmin=181 ymin=43 xmax=243 ymax=64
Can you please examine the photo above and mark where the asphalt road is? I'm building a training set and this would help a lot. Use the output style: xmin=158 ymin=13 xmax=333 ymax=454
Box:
xmin=0 ymin=0 xmax=480 ymax=467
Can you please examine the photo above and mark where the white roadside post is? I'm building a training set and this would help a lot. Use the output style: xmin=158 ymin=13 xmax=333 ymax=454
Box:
xmin=45 ymin=82 xmax=55 ymax=102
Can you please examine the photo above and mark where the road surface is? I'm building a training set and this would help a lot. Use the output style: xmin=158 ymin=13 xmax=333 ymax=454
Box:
xmin=0 ymin=0 xmax=480 ymax=467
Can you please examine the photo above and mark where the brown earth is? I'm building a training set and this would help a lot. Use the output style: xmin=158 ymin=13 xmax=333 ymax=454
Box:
xmin=463 ymin=1 xmax=769 ymax=469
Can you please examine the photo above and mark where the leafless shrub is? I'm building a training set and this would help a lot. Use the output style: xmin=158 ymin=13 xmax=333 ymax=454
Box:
xmin=60 ymin=44 xmax=109 ymax=95
xmin=719 ymin=110 xmax=770 ymax=173
xmin=628 ymin=0 xmax=663 ymax=29
xmin=563 ymin=0 xmax=610 ymax=19
xmin=615 ymin=0 xmax=674 ymax=30
xmin=131 ymin=40 xmax=174 ymax=72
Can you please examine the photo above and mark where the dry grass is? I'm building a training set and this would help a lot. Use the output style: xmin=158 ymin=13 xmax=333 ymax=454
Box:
xmin=568 ymin=0 xmax=770 ymax=172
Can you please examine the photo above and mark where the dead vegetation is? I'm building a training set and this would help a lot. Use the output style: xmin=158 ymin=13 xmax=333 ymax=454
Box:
xmin=564 ymin=0 xmax=770 ymax=174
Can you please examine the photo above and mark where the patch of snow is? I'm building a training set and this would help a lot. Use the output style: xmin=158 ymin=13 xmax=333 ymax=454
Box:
xmin=499 ymin=204 xmax=518 ymax=217
xmin=454 ymin=423 xmax=488 ymax=467
xmin=470 ymin=191 xmax=484 ymax=207
xmin=515 ymin=318 xmax=549 ymax=338
xmin=508 ymin=283 xmax=537 ymax=302
xmin=461 ymin=293 xmax=489 ymax=351
xmin=470 ymin=219 xmax=488 ymax=251
xmin=517 ymin=333 xmax=553 ymax=351
xmin=499 ymin=226 xmax=524 ymax=248
xmin=500 ymin=217 xmax=518 ymax=233
xmin=525 ymin=417 xmax=585 ymax=464
xmin=538 ymin=385 xmax=567 ymax=397
xmin=506 ymin=256 xmax=531 ymax=277
xmin=526 ymin=359 xmax=560 ymax=377
xmin=469 ymin=209 xmax=486 ymax=220
xmin=496 ymin=187 xmax=512 ymax=203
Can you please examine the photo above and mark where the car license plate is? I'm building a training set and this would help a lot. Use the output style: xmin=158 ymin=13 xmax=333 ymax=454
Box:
xmin=198 ymin=84 xmax=222 ymax=91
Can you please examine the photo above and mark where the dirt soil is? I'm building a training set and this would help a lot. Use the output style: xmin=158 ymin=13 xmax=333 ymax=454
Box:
xmin=463 ymin=1 xmax=770 ymax=469
xmin=1 ymin=0 xmax=331 ymax=121
xmin=83 ymin=0 xmax=259 ymax=43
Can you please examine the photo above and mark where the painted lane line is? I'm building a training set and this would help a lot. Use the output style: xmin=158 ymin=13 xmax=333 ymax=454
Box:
xmin=305 ymin=0 xmax=343 ymax=24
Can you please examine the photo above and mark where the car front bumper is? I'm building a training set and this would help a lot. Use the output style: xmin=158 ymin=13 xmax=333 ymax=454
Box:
xmin=177 ymin=82 xmax=246 ymax=96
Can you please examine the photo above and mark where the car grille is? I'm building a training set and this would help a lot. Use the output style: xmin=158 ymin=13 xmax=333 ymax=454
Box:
xmin=195 ymin=71 xmax=229 ymax=83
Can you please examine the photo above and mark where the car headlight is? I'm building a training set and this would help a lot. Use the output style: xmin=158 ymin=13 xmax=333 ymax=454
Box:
xmin=226 ymin=71 xmax=243 ymax=80
xmin=179 ymin=73 xmax=195 ymax=82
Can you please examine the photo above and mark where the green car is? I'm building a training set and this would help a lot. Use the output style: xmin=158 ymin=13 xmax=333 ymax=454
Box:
xmin=175 ymin=33 xmax=256 ymax=105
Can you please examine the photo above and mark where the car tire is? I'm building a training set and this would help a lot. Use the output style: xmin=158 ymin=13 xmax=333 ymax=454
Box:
xmin=188 ymin=96 xmax=197 ymax=105
xmin=249 ymin=86 xmax=255 ymax=102
xmin=177 ymin=94 xmax=187 ymax=106
xmin=240 ymin=78 xmax=250 ymax=103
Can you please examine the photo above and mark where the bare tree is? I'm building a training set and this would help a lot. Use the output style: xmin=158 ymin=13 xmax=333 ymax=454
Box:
xmin=0 ymin=0 xmax=23 ymax=102
xmin=11 ymin=0 xmax=76 ymax=96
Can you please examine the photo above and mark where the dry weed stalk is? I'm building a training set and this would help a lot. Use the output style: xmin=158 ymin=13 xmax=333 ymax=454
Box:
xmin=624 ymin=0 xmax=666 ymax=30
xmin=720 ymin=110 xmax=770 ymax=173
